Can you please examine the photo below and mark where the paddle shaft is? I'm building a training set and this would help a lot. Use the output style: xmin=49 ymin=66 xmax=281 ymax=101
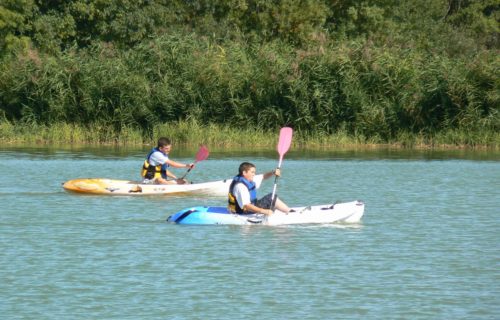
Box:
xmin=270 ymin=170 xmax=281 ymax=210
xmin=270 ymin=157 xmax=284 ymax=203
xmin=179 ymin=162 xmax=196 ymax=180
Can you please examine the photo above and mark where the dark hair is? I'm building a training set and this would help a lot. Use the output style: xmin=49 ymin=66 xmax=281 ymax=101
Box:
xmin=238 ymin=162 xmax=255 ymax=175
xmin=157 ymin=137 xmax=172 ymax=148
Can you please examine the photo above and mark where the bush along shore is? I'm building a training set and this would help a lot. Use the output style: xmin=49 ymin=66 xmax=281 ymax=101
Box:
xmin=0 ymin=1 xmax=498 ymax=149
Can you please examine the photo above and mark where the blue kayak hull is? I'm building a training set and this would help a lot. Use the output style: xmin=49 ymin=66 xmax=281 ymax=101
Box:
xmin=167 ymin=201 xmax=364 ymax=225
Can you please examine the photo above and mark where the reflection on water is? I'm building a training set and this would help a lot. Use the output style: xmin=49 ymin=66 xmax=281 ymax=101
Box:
xmin=1 ymin=143 xmax=499 ymax=161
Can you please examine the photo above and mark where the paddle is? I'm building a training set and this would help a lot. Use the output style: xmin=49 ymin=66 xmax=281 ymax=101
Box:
xmin=179 ymin=145 xmax=209 ymax=179
xmin=270 ymin=127 xmax=293 ymax=211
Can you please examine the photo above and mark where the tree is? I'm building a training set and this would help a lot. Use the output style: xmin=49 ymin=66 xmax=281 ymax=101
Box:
xmin=0 ymin=0 xmax=36 ymax=55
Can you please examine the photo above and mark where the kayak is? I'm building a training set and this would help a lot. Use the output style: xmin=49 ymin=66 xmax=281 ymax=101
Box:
xmin=167 ymin=200 xmax=364 ymax=225
xmin=62 ymin=175 xmax=256 ymax=196
xmin=62 ymin=177 xmax=236 ymax=196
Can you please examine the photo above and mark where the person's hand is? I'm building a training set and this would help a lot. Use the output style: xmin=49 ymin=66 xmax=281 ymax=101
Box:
xmin=176 ymin=178 xmax=188 ymax=184
xmin=186 ymin=163 xmax=195 ymax=169
xmin=261 ymin=209 xmax=273 ymax=215
xmin=274 ymin=168 xmax=281 ymax=177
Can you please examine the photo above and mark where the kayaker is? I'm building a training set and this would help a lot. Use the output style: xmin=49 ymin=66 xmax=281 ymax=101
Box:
xmin=141 ymin=137 xmax=194 ymax=184
xmin=228 ymin=162 xmax=292 ymax=215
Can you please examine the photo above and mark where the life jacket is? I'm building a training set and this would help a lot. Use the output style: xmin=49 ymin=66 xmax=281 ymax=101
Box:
xmin=228 ymin=175 xmax=257 ymax=213
xmin=141 ymin=148 xmax=169 ymax=180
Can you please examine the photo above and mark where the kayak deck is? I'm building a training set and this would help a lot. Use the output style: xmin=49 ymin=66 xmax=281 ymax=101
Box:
xmin=167 ymin=200 xmax=365 ymax=225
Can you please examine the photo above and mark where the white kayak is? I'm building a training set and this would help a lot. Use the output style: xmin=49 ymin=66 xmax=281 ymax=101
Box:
xmin=167 ymin=200 xmax=364 ymax=225
xmin=62 ymin=175 xmax=259 ymax=196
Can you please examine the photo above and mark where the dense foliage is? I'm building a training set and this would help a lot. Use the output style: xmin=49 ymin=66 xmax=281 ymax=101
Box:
xmin=0 ymin=0 xmax=498 ymax=146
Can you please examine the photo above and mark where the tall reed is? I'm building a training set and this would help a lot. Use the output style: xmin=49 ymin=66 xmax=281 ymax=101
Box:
xmin=0 ymin=33 xmax=498 ymax=148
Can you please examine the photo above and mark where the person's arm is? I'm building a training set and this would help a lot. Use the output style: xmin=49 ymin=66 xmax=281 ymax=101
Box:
xmin=165 ymin=159 xmax=194 ymax=169
xmin=150 ymin=152 xmax=191 ymax=169
xmin=165 ymin=169 xmax=177 ymax=179
xmin=150 ymin=152 xmax=192 ymax=183
xmin=262 ymin=168 xmax=280 ymax=180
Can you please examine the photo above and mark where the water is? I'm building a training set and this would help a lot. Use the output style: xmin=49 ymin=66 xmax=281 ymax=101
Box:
xmin=1 ymin=146 xmax=499 ymax=319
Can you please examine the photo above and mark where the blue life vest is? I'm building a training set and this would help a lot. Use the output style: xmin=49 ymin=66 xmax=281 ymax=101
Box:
xmin=228 ymin=175 xmax=257 ymax=213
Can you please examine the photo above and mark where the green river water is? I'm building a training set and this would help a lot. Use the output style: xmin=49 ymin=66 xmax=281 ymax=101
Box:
xmin=1 ymin=145 xmax=499 ymax=319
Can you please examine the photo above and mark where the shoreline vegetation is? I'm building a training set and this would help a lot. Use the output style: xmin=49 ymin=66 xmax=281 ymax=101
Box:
xmin=1 ymin=2 xmax=498 ymax=150
xmin=0 ymin=120 xmax=498 ymax=150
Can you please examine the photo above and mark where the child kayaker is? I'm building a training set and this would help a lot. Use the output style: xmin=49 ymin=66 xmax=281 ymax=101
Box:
xmin=141 ymin=137 xmax=194 ymax=184
xmin=228 ymin=162 xmax=292 ymax=215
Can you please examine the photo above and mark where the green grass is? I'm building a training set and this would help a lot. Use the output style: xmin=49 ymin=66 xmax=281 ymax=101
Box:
xmin=1 ymin=120 xmax=498 ymax=150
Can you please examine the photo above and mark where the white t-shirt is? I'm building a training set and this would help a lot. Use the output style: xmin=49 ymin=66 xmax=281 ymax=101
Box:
xmin=233 ymin=174 xmax=264 ymax=209
xmin=148 ymin=151 xmax=169 ymax=166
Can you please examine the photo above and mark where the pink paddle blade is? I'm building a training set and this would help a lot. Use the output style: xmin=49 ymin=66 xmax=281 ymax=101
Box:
xmin=195 ymin=145 xmax=209 ymax=162
xmin=271 ymin=127 xmax=293 ymax=209
xmin=277 ymin=127 xmax=293 ymax=159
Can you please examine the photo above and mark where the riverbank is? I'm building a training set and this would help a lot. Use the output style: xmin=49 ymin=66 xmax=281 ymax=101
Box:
xmin=0 ymin=120 xmax=498 ymax=150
